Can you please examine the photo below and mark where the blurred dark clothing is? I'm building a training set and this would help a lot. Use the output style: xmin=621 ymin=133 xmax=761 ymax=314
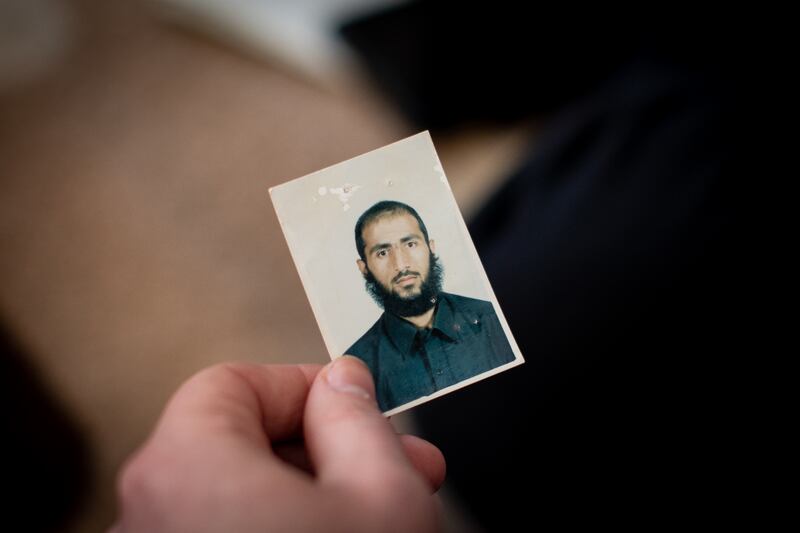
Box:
xmin=416 ymin=61 xmax=743 ymax=527
xmin=1 ymin=322 xmax=91 ymax=532
xmin=343 ymin=4 xmax=748 ymax=529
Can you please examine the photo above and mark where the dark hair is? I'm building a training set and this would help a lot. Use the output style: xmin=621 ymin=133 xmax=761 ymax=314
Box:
xmin=355 ymin=200 xmax=430 ymax=261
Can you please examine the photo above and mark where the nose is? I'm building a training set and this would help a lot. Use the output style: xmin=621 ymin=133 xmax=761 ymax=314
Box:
xmin=393 ymin=245 xmax=411 ymax=272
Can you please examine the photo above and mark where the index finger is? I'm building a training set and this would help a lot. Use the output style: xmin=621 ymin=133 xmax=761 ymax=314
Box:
xmin=152 ymin=363 xmax=323 ymax=448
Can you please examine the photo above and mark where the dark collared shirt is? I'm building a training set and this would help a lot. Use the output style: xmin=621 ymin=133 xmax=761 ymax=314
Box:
xmin=346 ymin=292 xmax=516 ymax=412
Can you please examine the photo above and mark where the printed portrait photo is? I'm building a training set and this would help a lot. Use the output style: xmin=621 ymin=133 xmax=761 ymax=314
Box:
xmin=270 ymin=132 xmax=524 ymax=415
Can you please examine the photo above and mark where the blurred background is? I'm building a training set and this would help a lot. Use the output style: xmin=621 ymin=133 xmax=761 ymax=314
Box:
xmin=1 ymin=1 xmax=534 ymax=531
xmin=1 ymin=1 xmax=744 ymax=531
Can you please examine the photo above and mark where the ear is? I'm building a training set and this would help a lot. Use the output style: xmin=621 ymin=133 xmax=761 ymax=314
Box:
xmin=429 ymin=239 xmax=436 ymax=254
xmin=357 ymin=259 xmax=367 ymax=275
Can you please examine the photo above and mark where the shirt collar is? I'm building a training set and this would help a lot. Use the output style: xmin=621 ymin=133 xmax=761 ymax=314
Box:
xmin=381 ymin=293 xmax=462 ymax=356
xmin=431 ymin=294 xmax=461 ymax=342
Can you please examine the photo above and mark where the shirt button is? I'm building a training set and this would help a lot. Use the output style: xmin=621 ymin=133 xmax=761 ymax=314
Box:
xmin=473 ymin=319 xmax=479 ymax=325
xmin=453 ymin=324 xmax=461 ymax=332
xmin=436 ymin=370 xmax=443 ymax=376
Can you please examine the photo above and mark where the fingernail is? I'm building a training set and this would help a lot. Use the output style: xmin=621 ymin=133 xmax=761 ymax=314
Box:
xmin=325 ymin=356 xmax=374 ymax=400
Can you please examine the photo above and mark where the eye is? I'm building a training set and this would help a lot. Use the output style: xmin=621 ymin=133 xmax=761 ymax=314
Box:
xmin=376 ymin=250 xmax=388 ymax=258
xmin=407 ymin=241 xmax=417 ymax=248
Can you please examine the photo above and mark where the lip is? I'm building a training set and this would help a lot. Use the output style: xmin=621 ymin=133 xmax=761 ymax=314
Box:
xmin=395 ymin=275 xmax=417 ymax=284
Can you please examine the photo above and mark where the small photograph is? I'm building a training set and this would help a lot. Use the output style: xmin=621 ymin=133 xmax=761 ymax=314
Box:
xmin=270 ymin=132 xmax=524 ymax=415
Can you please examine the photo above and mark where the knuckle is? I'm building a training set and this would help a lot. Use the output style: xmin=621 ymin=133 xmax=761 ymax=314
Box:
xmin=117 ymin=456 xmax=148 ymax=504
xmin=117 ymin=451 xmax=172 ymax=512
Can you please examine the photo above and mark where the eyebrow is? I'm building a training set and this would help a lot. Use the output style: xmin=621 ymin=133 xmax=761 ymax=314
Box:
xmin=368 ymin=234 xmax=422 ymax=255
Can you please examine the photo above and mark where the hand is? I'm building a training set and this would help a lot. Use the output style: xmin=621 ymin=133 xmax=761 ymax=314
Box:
xmin=111 ymin=356 xmax=445 ymax=532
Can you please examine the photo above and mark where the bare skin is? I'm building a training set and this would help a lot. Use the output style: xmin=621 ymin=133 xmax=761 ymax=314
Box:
xmin=111 ymin=357 xmax=445 ymax=533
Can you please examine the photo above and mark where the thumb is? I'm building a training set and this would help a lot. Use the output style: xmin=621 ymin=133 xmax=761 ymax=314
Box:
xmin=303 ymin=356 xmax=436 ymax=496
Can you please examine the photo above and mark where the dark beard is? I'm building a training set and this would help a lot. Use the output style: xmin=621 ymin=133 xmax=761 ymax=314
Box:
xmin=363 ymin=253 xmax=444 ymax=318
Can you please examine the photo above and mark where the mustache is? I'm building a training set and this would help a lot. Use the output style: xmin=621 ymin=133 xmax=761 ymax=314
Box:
xmin=393 ymin=270 xmax=421 ymax=283
xmin=362 ymin=252 xmax=444 ymax=317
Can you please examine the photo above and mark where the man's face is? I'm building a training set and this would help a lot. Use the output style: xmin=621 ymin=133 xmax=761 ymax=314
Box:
xmin=358 ymin=212 xmax=436 ymax=300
